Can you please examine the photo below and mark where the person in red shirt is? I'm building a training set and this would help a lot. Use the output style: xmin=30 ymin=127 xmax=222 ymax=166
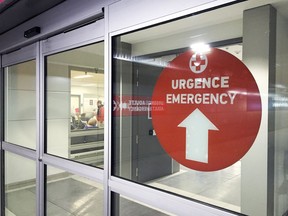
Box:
xmin=96 ymin=100 xmax=104 ymax=126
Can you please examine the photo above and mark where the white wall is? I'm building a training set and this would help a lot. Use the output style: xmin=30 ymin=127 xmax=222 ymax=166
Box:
xmin=241 ymin=5 xmax=273 ymax=216
xmin=46 ymin=63 xmax=70 ymax=158
xmin=5 ymin=152 xmax=36 ymax=185
xmin=128 ymin=19 xmax=242 ymax=57
xmin=72 ymin=86 xmax=104 ymax=113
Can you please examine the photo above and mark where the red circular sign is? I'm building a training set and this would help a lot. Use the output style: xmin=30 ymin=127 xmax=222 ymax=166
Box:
xmin=151 ymin=48 xmax=261 ymax=171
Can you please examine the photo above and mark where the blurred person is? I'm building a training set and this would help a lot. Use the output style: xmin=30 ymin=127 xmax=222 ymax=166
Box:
xmin=96 ymin=100 xmax=104 ymax=127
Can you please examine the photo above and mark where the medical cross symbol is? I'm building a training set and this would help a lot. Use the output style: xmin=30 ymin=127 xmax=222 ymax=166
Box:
xmin=189 ymin=53 xmax=208 ymax=74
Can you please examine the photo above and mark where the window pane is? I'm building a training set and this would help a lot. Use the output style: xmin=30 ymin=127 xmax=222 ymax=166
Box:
xmin=46 ymin=165 xmax=103 ymax=215
xmin=111 ymin=2 xmax=278 ymax=214
xmin=45 ymin=42 xmax=104 ymax=168
xmin=4 ymin=60 xmax=36 ymax=149
xmin=112 ymin=193 xmax=170 ymax=216
xmin=5 ymin=152 xmax=36 ymax=215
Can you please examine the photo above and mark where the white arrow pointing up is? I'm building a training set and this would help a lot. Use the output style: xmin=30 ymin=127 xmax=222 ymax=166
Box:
xmin=178 ymin=108 xmax=219 ymax=163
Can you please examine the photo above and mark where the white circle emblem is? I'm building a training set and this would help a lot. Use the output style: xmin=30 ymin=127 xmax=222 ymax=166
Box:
xmin=189 ymin=53 xmax=208 ymax=74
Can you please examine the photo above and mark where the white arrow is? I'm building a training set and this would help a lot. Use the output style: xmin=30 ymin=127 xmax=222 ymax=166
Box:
xmin=178 ymin=108 xmax=219 ymax=163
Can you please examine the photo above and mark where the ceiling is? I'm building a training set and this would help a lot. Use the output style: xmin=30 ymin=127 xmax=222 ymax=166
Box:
xmin=119 ymin=0 xmax=288 ymax=57
xmin=122 ymin=0 xmax=288 ymax=45
xmin=0 ymin=0 xmax=66 ymax=35
xmin=1 ymin=0 xmax=288 ymax=37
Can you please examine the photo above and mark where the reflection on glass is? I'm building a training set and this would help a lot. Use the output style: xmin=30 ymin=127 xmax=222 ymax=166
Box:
xmin=5 ymin=152 xmax=36 ymax=215
xmin=46 ymin=42 xmax=104 ymax=168
xmin=4 ymin=60 xmax=36 ymax=149
xmin=112 ymin=12 xmax=243 ymax=213
xmin=112 ymin=193 xmax=170 ymax=216
xmin=46 ymin=165 xmax=103 ymax=215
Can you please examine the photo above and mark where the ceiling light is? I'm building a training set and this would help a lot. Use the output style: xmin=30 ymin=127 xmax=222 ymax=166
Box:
xmin=73 ymin=72 xmax=94 ymax=79
xmin=190 ymin=43 xmax=211 ymax=54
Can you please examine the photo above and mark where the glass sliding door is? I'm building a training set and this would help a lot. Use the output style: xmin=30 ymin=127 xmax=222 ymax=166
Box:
xmin=45 ymin=42 xmax=105 ymax=168
xmin=41 ymin=20 xmax=105 ymax=216
xmin=1 ymin=43 xmax=38 ymax=215
xmin=5 ymin=152 xmax=36 ymax=216
xmin=111 ymin=1 xmax=288 ymax=215
xmin=46 ymin=165 xmax=104 ymax=215
xmin=1 ymin=19 xmax=105 ymax=215
xmin=112 ymin=9 xmax=244 ymax=213
xmin=4 ymin=60 xmax=36 ymax=149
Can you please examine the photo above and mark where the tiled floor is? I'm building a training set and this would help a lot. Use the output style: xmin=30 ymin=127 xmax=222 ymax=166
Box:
xmin=150 ymin=162 xmax=241 ymax=212
xmin=6 ymin=162 xmax=240 ymax=215
xmin=6 ymin=178 xmax=168 ymax=216
xmin=6 ymin=178 xmax=103 ymax=216
xmin=151 ymin=162 xmax=241 ymax=208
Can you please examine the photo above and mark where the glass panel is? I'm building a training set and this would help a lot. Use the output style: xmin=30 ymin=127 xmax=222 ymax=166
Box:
xmin=112 ymin=10 xmax=243 ymax=213
xmin=112 ymin=193 xmax=170 ymax=216
xmin=112 ymin=1 xmax=288 ymax=214
xmin=5 ymin=152 xmax=36 ymax=215
xmin=4 ymin=60 xmax=36 ymax=149
xmin=45 ymin=42 xmax=104 ymax=168
xmin=46 ymin=165 xmax=103 ymax=215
